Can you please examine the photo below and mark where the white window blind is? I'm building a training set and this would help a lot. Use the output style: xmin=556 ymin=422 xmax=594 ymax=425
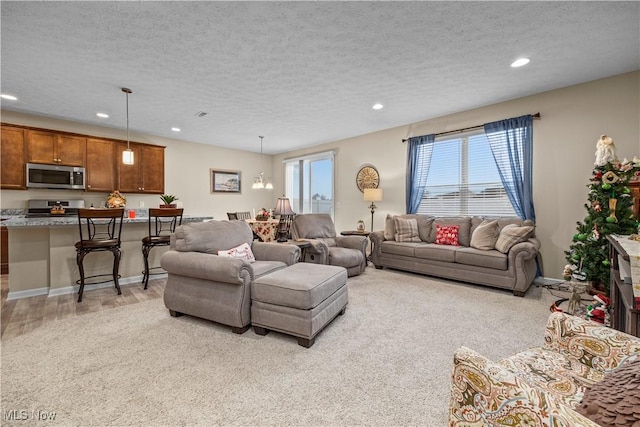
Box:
xmin=284 ymin=151 xmax=334 ymax=216
xmin=417 ymin=131 xmax=516 ymax=216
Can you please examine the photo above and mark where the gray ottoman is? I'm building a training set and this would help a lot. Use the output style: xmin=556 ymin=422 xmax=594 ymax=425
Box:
xmin=251 ymin=263 xmax=348 ymax=348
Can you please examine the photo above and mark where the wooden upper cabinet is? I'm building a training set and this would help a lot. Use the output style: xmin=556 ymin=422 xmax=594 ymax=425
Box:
xmin=85 ymin=138 xmax=116 ymax=192
xmin=1 ymin=125 xmax=27 ymax=189
xmin=26 ymin=130 xmax=85 ymax=166
xmin=116 ymin=142 xmax=165 ymax=194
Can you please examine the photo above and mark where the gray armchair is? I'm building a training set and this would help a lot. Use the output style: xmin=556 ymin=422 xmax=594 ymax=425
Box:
xmin=290 ymin=214 xmax=367 ymax=277
xmin=160 ymin=220 xmax=300 ymax=333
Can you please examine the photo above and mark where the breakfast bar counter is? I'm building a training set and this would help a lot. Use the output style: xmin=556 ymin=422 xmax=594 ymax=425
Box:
xmin=3 ymin=214 xmax=213 ymax=300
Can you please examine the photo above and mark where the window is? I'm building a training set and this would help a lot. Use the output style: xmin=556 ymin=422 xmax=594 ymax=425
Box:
xmin=417 ymin=131 xmax=516 ymax=216
xmin=284 ymin=151 xmax=334 ymax=216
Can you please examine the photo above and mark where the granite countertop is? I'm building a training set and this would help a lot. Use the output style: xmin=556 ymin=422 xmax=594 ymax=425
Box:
xmin=1 ymin=214 xmax=213 ymax=228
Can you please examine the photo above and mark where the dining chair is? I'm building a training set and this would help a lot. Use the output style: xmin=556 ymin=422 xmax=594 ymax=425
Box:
xmin=142 ymin=208 xmax=183 ymax=290
xmin=75 ymin=208 xmax=125 ymax=302
xmin=236 ymin=211 xmax=252 ymax=220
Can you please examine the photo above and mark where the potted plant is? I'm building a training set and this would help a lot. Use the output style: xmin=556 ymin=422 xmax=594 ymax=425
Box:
xmin=159 ymin=194 xmax=178 ymax=208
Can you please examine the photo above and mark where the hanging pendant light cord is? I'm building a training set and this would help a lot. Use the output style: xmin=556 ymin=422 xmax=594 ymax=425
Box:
xmin=259 ymin=136 xmax=264 ymax=181
xmin=122 ymin=88 xmax=132 ymax=150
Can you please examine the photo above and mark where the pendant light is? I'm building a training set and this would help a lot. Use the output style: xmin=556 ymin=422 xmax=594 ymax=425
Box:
xmin=252 ymin=136 xmax=273 ymax=190
xmin=121 ymin=87 xmax=134 ymax=165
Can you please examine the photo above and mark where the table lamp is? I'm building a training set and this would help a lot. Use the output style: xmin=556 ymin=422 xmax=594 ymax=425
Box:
xmin=364 ymin=188 xmax=383 ymax=231
xmin=274 ymin=196 xmax=296 ymax=242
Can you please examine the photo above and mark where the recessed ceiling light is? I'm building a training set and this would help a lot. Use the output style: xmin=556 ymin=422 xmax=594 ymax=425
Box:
xmin=96 ymin=112 xmax=109 ymax=118
xmin=372 ymin=103 xmax=384 ymax=110
xmin=511 ymin=58 xmax=530 ymax=68
xmin=1 ymin=94 xmax=18 ymax=101
xmin=171 ymin=127 xmax=181 ymax=132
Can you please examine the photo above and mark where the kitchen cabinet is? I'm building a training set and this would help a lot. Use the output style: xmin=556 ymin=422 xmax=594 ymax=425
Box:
xmin=1 ymin=125 xmax=26 ymax=189
xmin=85 ymin=138 xmax=116 ymax=192
xmin=117 ymin=143 xmax=165 ymax=194
xmin=26 ymin=130 xmax=85 ymax=166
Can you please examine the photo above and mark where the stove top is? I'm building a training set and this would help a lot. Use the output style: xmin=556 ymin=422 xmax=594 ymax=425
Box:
xmin=26 ymin=199 xmax=85 ymax=217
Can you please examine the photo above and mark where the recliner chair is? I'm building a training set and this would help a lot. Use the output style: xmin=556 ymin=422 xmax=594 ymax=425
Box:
xmin=290 ymin=214 xmax=367 ymax=277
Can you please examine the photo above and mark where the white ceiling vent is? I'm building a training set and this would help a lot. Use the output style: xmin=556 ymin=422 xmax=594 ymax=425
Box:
xmin=195 ymin=111 xmax=208 ymax=118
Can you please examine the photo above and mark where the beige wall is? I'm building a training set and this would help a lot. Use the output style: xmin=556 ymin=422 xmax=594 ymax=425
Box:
xmin=2 ymin=71 xmax=639 ymax=282
xmin=272 ymin=71 xmax=640 ymax=280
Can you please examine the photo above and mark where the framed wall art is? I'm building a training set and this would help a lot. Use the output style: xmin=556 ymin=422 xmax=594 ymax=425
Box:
xmin=210 ymin=169 xmax=241 ymax=193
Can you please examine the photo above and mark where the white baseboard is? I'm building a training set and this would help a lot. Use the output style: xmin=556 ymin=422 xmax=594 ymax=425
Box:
xmin=7 ymin=273 xmax=167 ymax=300
xmin=6 ymin=287 xmax=50 ymax=300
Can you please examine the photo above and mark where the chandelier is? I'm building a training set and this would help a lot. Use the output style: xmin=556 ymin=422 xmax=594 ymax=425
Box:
xmin=252 ymin=136 xmax=273 ymax=190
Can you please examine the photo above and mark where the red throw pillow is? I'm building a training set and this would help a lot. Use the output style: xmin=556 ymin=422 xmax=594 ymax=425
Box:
xmin=435 ymin=225 xmax=460 ymax=246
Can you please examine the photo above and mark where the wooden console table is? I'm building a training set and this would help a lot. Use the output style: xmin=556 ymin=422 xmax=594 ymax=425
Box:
xmin=607 ymin=235 xmax=640 ymax=337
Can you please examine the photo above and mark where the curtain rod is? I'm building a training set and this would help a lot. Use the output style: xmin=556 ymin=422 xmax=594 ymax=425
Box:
xmin=401 ymin=112 xmax=541 ymax=142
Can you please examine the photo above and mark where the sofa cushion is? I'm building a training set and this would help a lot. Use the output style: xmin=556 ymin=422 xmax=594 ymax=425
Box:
xmin=495 ymin=223 xmax=535 ymax=253
xmin=470 ymin=220 xmax=499 ymax=250
xmin=385 ymin=214 xmax=433 ymax=242
xmin=500 ymin=347 xmax=603 ymax=409
xmin=470 ymin=216 xmax=534 ymax=235
xmin=394 ymin=217 xmax=421 ymax=242
xmin=291 ymin=214 xmax=337 ymax=239
xmin=328 ymin=246 xmax=365 ymax=269
xmin=217 ymin=242 xmax=255 ymax=262
xmin=380 ymin=241 xmax=422 ymax=257
xmin=575 ymin=356 xmax=640 ymax=426
xmin=430 ymin=217 xmax=471 ymax=246
xmin=435 ymin=225 xmax=459 ymax=246
xmin=454 ymin=247 xmax=508 ymax=270
xmin=173 ymin=220 xmax=253 ymax=254
xmin=252 ymin=260 xmax=288 ymax=278
xmin=414 ymin=244 xmax=457 ymax=262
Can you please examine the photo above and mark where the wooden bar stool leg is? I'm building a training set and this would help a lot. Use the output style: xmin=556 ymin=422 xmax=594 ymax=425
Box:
xmin=142 ymin=244 xmax=151 ymax=290
xmin=77 ymin=251 xmax=86 ymax=303
xmin=112 ymin=248 xmax=122 ymax=295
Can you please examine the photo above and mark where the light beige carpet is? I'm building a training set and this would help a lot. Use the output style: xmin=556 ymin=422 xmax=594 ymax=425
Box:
xmin=1 ymin=268 xmax=558 ymax=426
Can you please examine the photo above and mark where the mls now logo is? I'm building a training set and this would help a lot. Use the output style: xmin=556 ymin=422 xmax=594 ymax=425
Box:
xmin=3 ymin=409 xmax=56 ymax=421
xmin=3 ymin=410 xmax=29 ymax=421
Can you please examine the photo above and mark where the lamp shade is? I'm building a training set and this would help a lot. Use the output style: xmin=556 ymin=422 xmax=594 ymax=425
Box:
xmin=122 ymin=149 xmax=134 ymax=165
xmin=273 ymin=197 xmax=295 ymax=215
xmin=364 ymin=188 xmax=383 ymax=202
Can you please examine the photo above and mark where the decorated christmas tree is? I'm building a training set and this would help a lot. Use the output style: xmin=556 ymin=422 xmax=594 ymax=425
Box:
xmin=565 ymin=135 xmax=640 ymax=292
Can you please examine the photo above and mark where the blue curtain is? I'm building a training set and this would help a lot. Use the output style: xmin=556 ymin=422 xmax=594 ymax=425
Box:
xmin=406 ymin=134 xmax=435 ymax=213
xmin=484 ymin=115 xmax=536 ymax=222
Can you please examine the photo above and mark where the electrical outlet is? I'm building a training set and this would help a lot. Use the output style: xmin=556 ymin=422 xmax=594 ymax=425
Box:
xmin=139 ymin=201 xmax=144 ymax=208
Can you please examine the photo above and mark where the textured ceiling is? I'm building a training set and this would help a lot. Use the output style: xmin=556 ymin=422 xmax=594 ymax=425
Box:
xmin=1 ymin=1 xmax=639 ymax=154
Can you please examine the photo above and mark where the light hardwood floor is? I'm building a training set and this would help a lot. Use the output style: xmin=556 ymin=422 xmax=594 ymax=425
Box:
xmin=1 ymin=274 xmax=166 ymax=340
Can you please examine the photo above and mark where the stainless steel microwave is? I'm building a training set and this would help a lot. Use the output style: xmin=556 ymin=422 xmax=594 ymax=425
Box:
xmin=26 ymin=163 xmax=86 ymax=190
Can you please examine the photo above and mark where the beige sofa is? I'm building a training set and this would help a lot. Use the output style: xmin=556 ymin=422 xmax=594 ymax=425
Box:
xmin=160 ymin=220 xmax=300 ymax=334
xmin=449 ymin=312 xmax=640 ymax=426
xmin=369 ymin=215 xmax=540 ymax=296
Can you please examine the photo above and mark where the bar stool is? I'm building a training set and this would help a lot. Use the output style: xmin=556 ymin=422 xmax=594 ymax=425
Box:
xmin=75 ymin=208 xmax=125 ymax=302
xmin=142 ymin=208 xmax=183 ymax=290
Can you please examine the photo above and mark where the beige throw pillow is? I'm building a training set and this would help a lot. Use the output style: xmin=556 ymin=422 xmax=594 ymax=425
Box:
xmin=470 ymin=220 xmax=499 ymax=250
xmin=384 ymin=214 xmax=396 ymax=240
xmin=494 ymin=223 xmax=534 ymax=253
xmin=393 ymin=217 xmax=420 ymax=242
xmin=217 ymin=242 xmax=256 ymax=262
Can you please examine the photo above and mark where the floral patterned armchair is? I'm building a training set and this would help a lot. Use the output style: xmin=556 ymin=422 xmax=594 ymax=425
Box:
xmin=449 ymin=312 xmax=640 ymax=426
